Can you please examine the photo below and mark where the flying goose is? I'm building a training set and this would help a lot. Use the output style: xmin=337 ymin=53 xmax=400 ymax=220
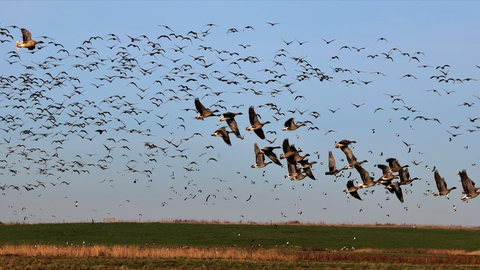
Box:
xmin=385 ymin=181 xmax=404 ymax=203
xmin=433 ymin=170 xmax=456 ymax=198
xmin=246 ymin=106 xmax=270 ymax=139
xmin=282 ymin=117 xmax=306 ymax=131
xmin=459 ymin=169 xmax=480 ymax=201
xmin=335 ymin=139 xmax=363 ymax=168
xmin=280 ymin=138 xmax=309 ymax=164
xmin=16 ymin=28 xmax=44 ymax=50
xmin=298 ymin=159 xmax=317 ymax=180
xmin=325 ymin=151 xmax=344 ymax=175
xmin=211 ymin=126 xmax=232 ymax=146
xmin=251 ymin=143 xmax=272 ymax=168
xmin=195 ymin=98 xmax=219 ymax=119
xmin=219 ymin=112 xmax=243 ymax=138
xmin=398 ymin=167 xmax=419 ymax=186
xmin=286 ymin=163 xmax=307 ymax=181
xmin=386 ymin=158 xmax=409 ymax=172
xmin=343 ymin=180 xmax=362 ymax=201
xmin=375 ymin=164 xmax=398 ymax=185
xmin=354 ymin=164 xmax=377 ymax=188
xmin=260 ymin=146 xmax=283 ymax=167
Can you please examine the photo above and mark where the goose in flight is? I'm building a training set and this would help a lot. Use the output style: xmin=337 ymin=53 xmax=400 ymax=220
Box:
xmin=375 ymin=164 xmax=398 ymax=186
xmin=286 ymin=163 xmax=307 ymax=181
xmin=298 ymin=159 xmax=316 ymax=180
xmin=386 ymin=158 xmax=409 ymax=172
xmin=251 ymin=143 xmax=272 ymax=168
xmin=16 ymin=28 xmax=44 ymax=50
xmin=344 ymin=180 xmax=362 ymax=201
xmin=195 ymin=98 xmax=219 ymax=119
xmin=385 ymin=181 xmax=404 ymax=203
xmin=325 ymin=151 xmax=345 ymax=175
xmin=211 ymin=126 xmax=232 ymax=146
xmin=433 ymin=170 xmax=456 ymax=198
xmin=246 ymin=106 xmax=270 ymax=139
xmin=219 ymin=112 xmax=243 ymax=138
xmin=398 ymin=167 xmax=419 ymax=186
xmin=335 ymin=140 xmax=366 ymax=169
xmin=354 ymin=164 xmax=377 ymax=188
xmin=459 ymin=169 xmax=480 ymax=201
xmin=260 ymin=146 xmax=283 ymax=167
xmin=280 ymin=138 xmax=309 ymax=165
xmin=282 ymin=117 xmax=306 ymax=131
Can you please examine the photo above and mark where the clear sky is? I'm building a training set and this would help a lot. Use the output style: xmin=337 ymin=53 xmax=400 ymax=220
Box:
xmin=0 ymin=1 xmax=480 ymax=226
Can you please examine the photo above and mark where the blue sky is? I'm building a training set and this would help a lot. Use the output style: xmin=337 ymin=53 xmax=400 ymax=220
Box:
xmin=0 ymin=1 xmax=480 ymax=226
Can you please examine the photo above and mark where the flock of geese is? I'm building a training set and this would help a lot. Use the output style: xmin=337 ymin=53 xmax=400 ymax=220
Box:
xmin=0 ymin=22 xmax=479 ymax=223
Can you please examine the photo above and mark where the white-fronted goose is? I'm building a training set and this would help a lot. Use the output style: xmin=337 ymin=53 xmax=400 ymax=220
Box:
xmin=219 ymin=112 xmax=243 ymax=138
xmin=343 ymin=180 xmax=362 ymax=201
xmin=386 ymin=158 xmax=409 ymax=172
xmin=398 ymin=167 xmax=419 ymax=186
xmin=385 ymin=181 xmax=404 ymax=203
xmin=433 ymin=170 xmax=456 ymax=198
xmin=260 ymin=146 xmax=283 ymax=167
xmin=286 ymin=163 xmax=307 ymax=181
xmin=16 ymin=28 xmax=43 ymax=50
xmin=375 ymin=164 xmax=398 ymax=185
xmin=282 ymin=117 xmax=306 ymax=131
xmin=354 ymin=164 xmax=377 ymax=188
xmin=251 ymin=143 xmax=272 ymax=168
xmin=280 ymin=138 xmax=309 ymax=165
xmin=195 ymin=97 xmax=219 ymax=120
xmin=299 ymin=159 xmax=316 ymax=180
xmin=335 ymin=139 xmax=362 ymax=168
xmin=211 ymin=126 xmax=232 ymax=146
xmin=459 ymin=169 xmax=480 ymax=201
xmin=325 ymin=150 xmax=344 ymax=175
xmin=246 ymin=106 xmax=270 ymax=139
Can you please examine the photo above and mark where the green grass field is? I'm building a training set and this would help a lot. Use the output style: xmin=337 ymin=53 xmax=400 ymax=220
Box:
xmin=1 ymin=221 xmax=480 ymax=250
xmin=2 ymin=222 xmax=480 ymax=269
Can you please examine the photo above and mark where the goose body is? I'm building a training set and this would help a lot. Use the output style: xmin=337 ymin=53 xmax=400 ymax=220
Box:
xmin=16 ymin=28 xmax=43 ymax=50
xmin=251 ymin=143 xmax=272 ymax=168
xmin=325 ymin=150 xmax=344 ymax=175
xmin=195 ymin=98 xmax=219 ymax=119
xmin=385 ymin=181 xmax=404 ymax=203
xmin=433 ymin=170 xmax=456 ymax=197
xmin=354 ymin=164 xmax=377 ymax=188
xmin=344 ymin=180 xmax=362 ymax=200
xmin=219 ymin=112 xmax=243 ymax=138
xmin=282 ymin=117 xmax=306 ymax=131
xmin=246 ymin=106 xmax=270 ymax=139
xmin=335 ymin=139 xmax=363 ymax=168
xmin=261 ymin=146 xmax=283 ymax=167
xmin=459 ymin=169 xmax=480 ymax=201
xmin=375 ymin=164 xmax=398 ymax=185
xmin=211 ymin=126 xmax=232 ymax=146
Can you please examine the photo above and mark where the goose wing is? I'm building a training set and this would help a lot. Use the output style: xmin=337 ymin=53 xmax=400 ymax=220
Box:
xmin=254 ymin=143 xmax=265 ymax=164
xmin=434 ymin=170 xmax=447 ymax=192
xmin=194 ymin=98 xmax=207 ymax=114
xmin=21 ymin=28 xmax=31 ymax=42
xmin=248 ymin=106 xmax=259 ymax=125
